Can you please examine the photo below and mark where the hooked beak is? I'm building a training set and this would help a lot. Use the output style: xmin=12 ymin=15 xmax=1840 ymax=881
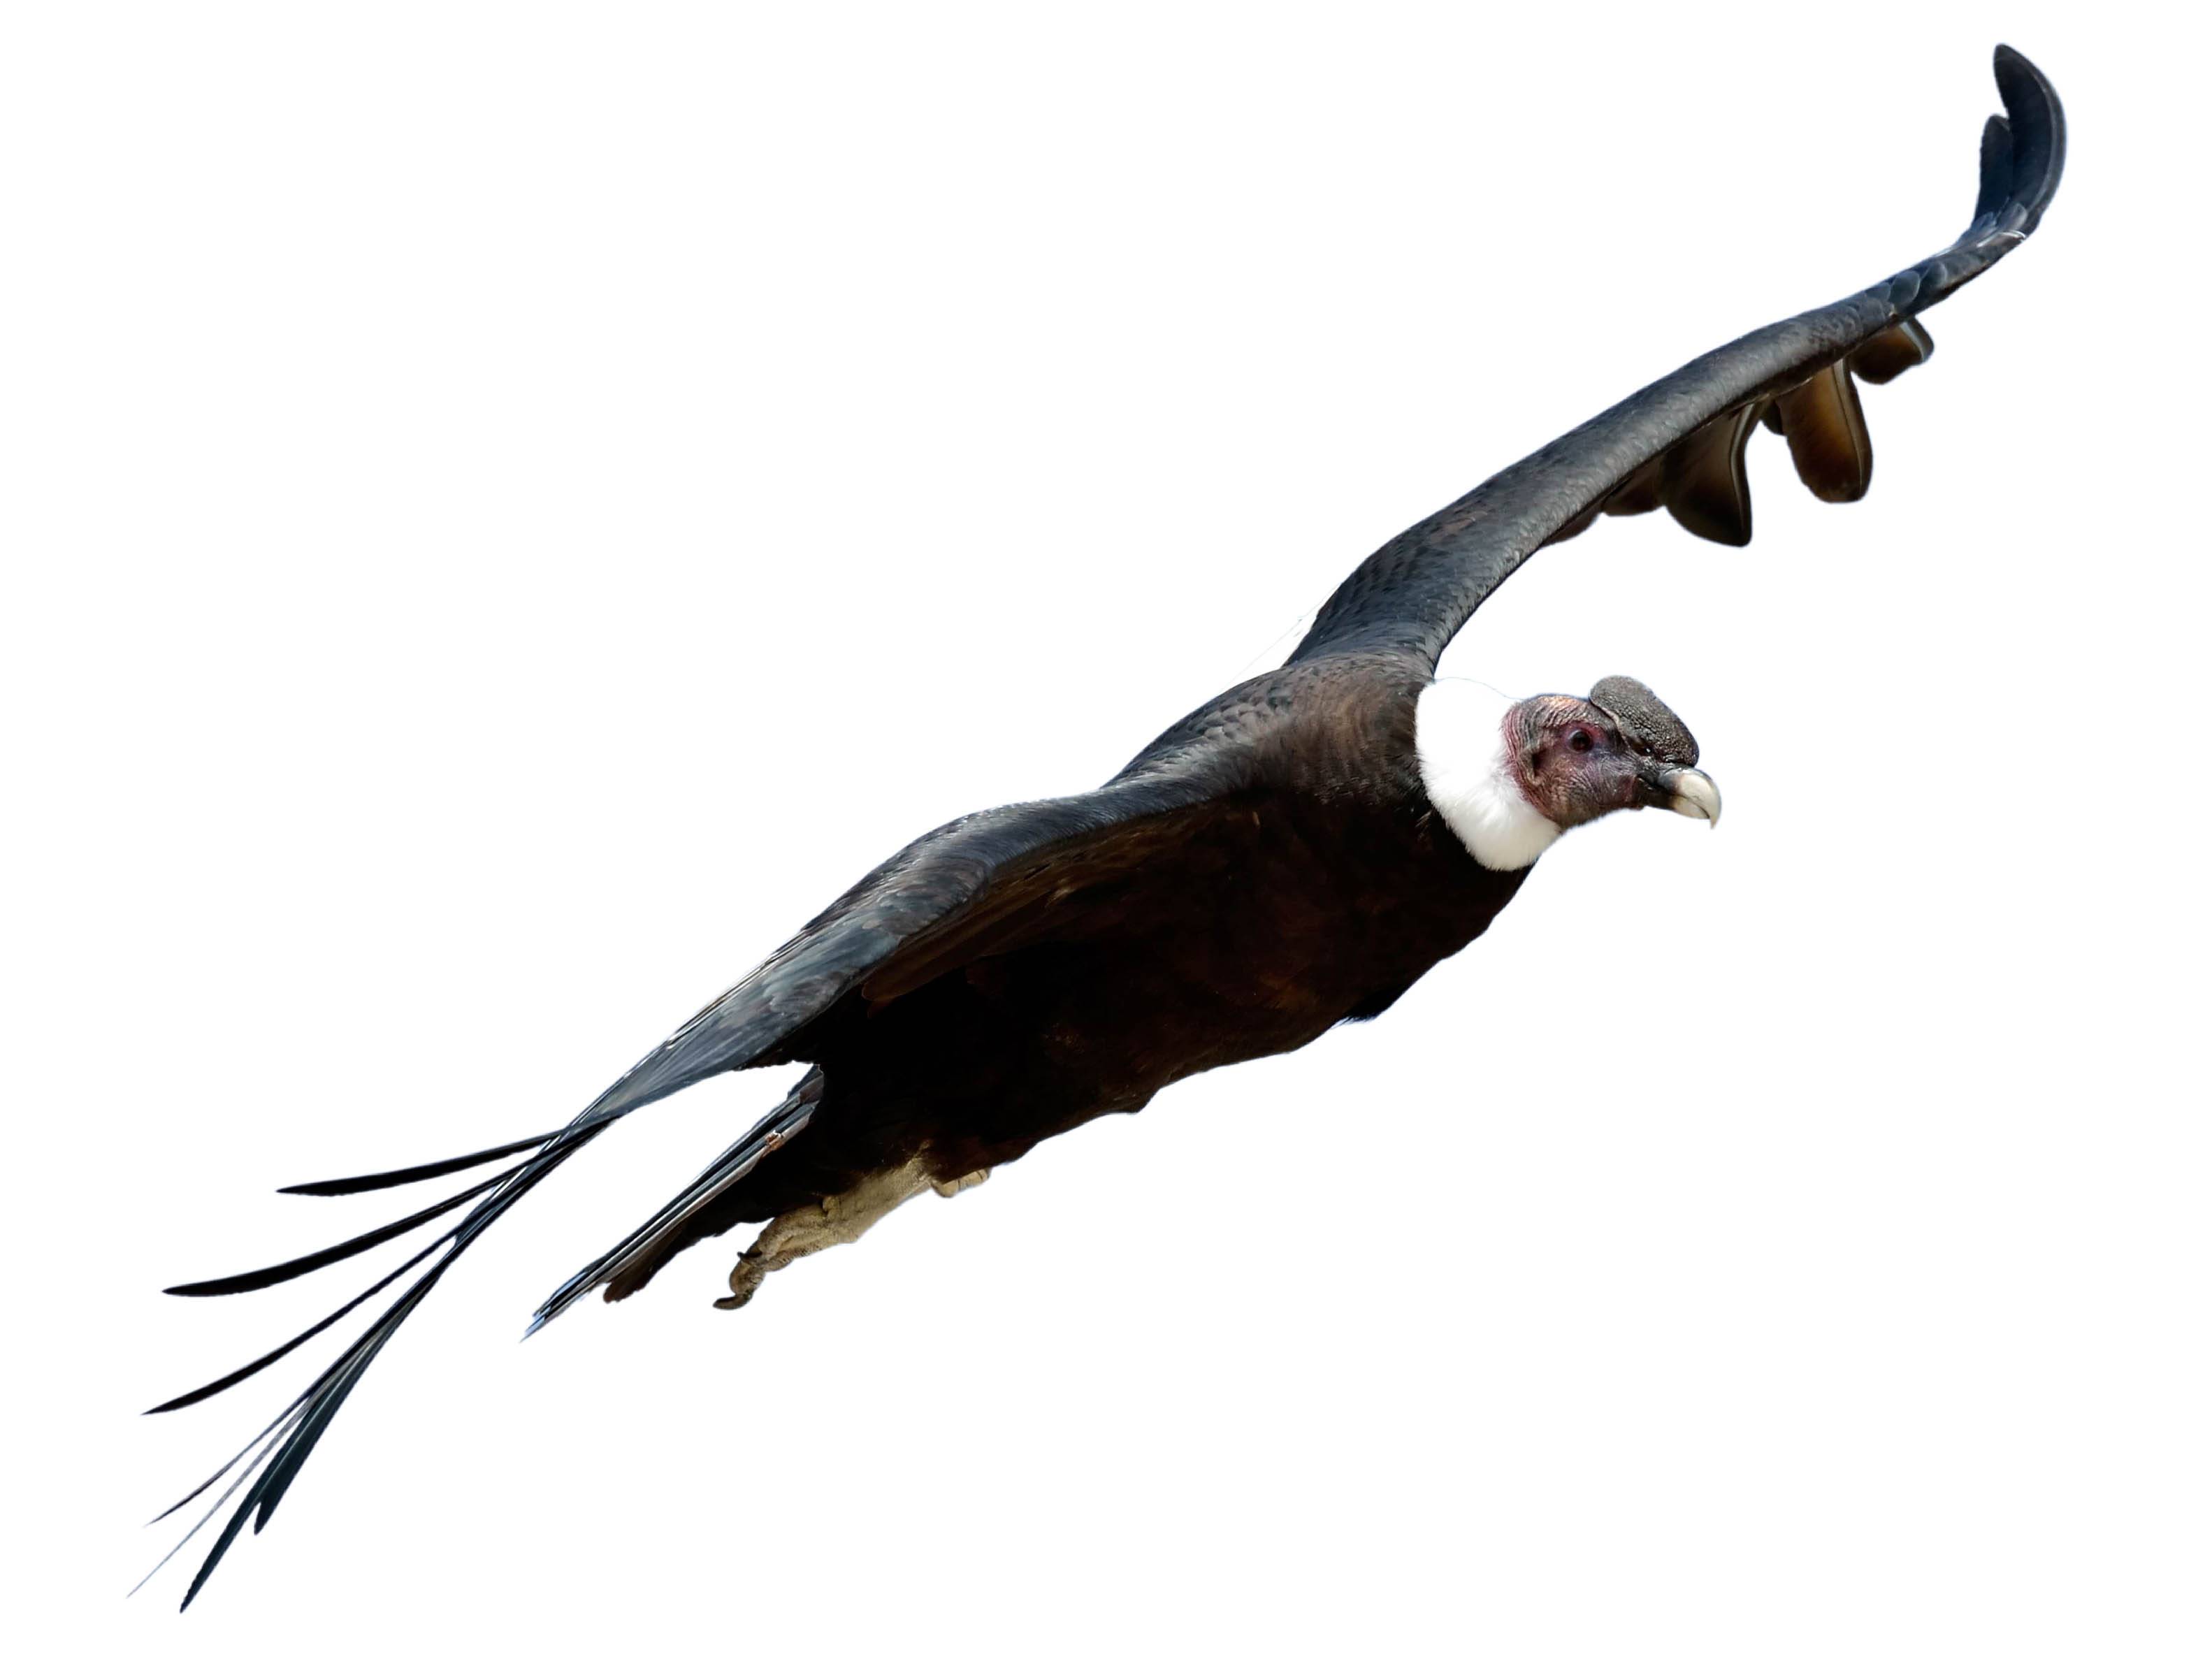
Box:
xmin=1661 ymin=767 xmax=1722 ymax=827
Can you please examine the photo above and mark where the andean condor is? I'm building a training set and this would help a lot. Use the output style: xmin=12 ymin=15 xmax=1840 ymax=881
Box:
xmin=146 ymin=45 xmax=2065 ymax=1607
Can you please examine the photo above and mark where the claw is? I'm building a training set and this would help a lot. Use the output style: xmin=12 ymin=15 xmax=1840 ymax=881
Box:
xmin=711 ymin=1156 xmax=955 ymax=1311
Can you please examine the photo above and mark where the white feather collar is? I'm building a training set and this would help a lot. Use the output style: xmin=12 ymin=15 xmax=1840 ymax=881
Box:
xmin=1414 ymin=680 xmax=1559 ymax=872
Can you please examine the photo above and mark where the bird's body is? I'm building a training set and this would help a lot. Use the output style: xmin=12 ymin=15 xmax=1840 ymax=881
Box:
xmin=146 ymin=45 xmax=2065 ymax=1608
xmin=612 ymin=663 xmax=1527 ymax=1298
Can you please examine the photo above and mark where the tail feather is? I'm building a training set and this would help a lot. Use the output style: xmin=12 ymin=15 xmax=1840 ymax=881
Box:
xmin=158 ymin=1125 xmax=608 ymax=1608
xmin=133 ymin=1398 xmax=303 ymax=1597
xmin=528 ymin=1070 xmax=821 ymax=1332
xmin=277 ymin=1129 xmax=563 ymax=1196
xmin=161 ymin=1168 xmax=516 ymax=1298
xmin=150 ymin=1379 xmax=316 ymax=1527
xmin=145 ymin=1238 xmax=447 ymax=1415
xmin=145 ymin=956 xmax=825 ymax=1604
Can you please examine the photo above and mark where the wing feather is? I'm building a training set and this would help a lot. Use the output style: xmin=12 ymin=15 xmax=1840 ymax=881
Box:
xmin=147 ymin=767 xmax=1234 ymax=1604
xmin=1291 ymin=45 xmax=2064 ymax=670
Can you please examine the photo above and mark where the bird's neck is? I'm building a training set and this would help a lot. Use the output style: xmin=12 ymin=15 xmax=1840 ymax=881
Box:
xmin=1413 ymin=680 xmax=1559 ymax=872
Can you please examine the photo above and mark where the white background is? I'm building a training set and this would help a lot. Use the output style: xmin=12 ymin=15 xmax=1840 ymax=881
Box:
xmin=6 ymin=4 xmax=2206 ymax=1654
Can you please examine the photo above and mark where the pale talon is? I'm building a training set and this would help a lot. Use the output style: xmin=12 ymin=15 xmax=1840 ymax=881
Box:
xmin=710 ymin=1157 xmax=942 ymax=1310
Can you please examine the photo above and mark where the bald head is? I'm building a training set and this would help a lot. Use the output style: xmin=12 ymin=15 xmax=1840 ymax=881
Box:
xmin=1503 ymin=678 xmax=1720 ymax=832
xmin=1413 ymin=676 xmax=1721 ymax=873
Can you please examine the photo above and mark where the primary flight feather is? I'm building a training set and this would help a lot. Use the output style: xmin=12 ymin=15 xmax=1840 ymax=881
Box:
xmin=147 ymin=45 xmax=2065 ymax=1607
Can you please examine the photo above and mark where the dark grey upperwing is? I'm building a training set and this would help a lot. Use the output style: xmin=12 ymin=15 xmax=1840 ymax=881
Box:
xmin=1289 ymin=45 xmax=2065 ymax=672
xmin=145 ymin=763 xmax=1240 ymax=1607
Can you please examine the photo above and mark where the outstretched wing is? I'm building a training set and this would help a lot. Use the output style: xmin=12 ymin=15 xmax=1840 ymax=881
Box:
xmin=1290 ymin=45 xmax=2065 ymax=672
xmin=145 ymin=763 xmax=1242 ymax=1607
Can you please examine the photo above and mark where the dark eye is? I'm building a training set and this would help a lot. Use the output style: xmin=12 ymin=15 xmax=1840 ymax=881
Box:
xmin=1568 ymin=727 xmax=1593 ymax=753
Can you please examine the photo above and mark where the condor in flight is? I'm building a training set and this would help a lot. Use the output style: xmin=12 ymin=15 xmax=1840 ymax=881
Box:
xmin=147 ymin=47 xmax=2063 ymax=1606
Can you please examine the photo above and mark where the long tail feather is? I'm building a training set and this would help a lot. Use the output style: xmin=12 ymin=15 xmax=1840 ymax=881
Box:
xmin=528 ymin=1075 xmax=821 ymax=1332
xmin=245 ymin=1275 xmax=440 ymax=1535
xmin=150 ymin=1385 xmax=318 ymax=1527
xmin=277 ymin=1130 xmax=563 ymax=1196
xmin=133 ymin=1398 xmax=307 ymax=1596
xmin=147 ymin=1006 xmax=748 ymax=1604
xmin=145 ymin=1238 xmax=449 ymax=1415
xmin=154 ymin=1121 xmax=610 ymax=1608
xmin=161 ymin=1168 xmax=515 ymax=1297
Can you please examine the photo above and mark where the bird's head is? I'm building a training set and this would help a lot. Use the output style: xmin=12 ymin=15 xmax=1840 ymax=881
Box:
xmin=1415 ymin=674 xmax=1721 ymax=871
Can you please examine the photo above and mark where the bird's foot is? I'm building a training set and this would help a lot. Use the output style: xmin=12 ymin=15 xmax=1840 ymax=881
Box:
xmin=714 ymin=1156 xmax=940 ymax=1311
xmin=932 ymin=1168 xmax=989 ymax=1199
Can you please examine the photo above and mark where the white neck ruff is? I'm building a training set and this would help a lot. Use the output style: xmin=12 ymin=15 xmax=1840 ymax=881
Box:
xmin=1414 ymin=680 xmax=1559 ymax=872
